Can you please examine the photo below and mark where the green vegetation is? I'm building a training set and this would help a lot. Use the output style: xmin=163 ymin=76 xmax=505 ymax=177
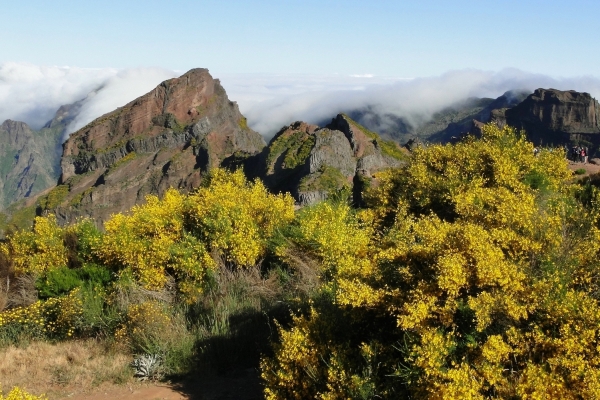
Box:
xmin=38 ymin=185 xmax=69 ymax=211
xmin=238 ymin=117 xmax=249 ymax=131
xmin=36 ymin=264 xmax=112 ymax=299
xmin=284 ymin=135 xmax=314 ymax=169
xmin=70 ymin=187 xmax=94 ymax=208
xmin=267 ymin=131 xmax=315 ymax=170
xmin=152 ymin=113 xmax=187 ymax=133
xmin=106 ymin=152 xmax=137 ymax=174
xmin=575 ymin=167 xmax=587 ymax=175
xmin=1 ymin=170 xmax=297 ymax=382
xmin=2 ymin=202 xmax=37 ymax=232
xmin=4 ymin=125 xmax=600 ymax=399
xmin=298 ymin=165 xmax=348 ymax=192
xmin=341 ymin=114 xmax=408 ymax=160
xmin=379 ymin=139 xmax=407 ymax=160
xmin=0 ymin=150 xmax=17 ymax=178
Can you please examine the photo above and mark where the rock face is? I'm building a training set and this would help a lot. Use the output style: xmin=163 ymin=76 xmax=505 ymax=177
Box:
xmin=0 ymin=119 xmax=63 ymax=210
xmin=52 ymin=68 xmax=265 ymax=225
xmin=327 ymin=114 xmax=404 ymax=176
xmin=261 ymin=114 xmax=406 ymax=205
xmin=504 ymin=88 xmax=600 ymax=145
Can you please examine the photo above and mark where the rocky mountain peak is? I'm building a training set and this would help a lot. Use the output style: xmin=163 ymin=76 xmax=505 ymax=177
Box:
xmin=502 ymin=88 xmax=600 ymax=145
xmin=1 ymin=120 xmax=33 ymax=147
xmin=261 ymin=113 xmax=406 ymax=205
xmin=44 ymin=98 xmax=85 ymax=130
xmin=51 ymin=68 xmax=265 ymax=226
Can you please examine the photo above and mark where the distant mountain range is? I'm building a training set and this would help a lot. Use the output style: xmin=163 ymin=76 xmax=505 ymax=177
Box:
xmin=1 ymin=68 xmax=599 ymax=231
xmin=344 ymin=90 xmax=530 ymax=144
xmin=0 ymin=111 xmax=70 ymax=209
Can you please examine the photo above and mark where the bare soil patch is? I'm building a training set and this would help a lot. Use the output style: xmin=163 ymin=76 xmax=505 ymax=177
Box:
xmin=59 ymin=368 xmax=262 ymax=400
xmin=568 ymin=160 xmax=600 ymax=178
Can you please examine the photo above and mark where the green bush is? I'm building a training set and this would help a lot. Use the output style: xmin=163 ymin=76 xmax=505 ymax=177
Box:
xmin=36 ymin=264 xmax=112 ymax=299
xmin=36 ymin=267 xmax=81 ymax=299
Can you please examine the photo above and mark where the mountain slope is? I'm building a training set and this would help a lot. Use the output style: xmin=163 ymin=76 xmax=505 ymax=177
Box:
xmin=48 ymin=68 xmax=265 ymax=225
xmin=0 ymin=120 xmax=63 ymax=210
xmin=345 ymin=91 xmax=529 ymax=144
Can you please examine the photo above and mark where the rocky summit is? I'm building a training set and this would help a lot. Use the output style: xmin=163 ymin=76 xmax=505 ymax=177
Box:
xmin=503 ymin=88 xmax=600 ymax=145
xmin=50 ymin=68 xmax=265 ymax=225
xmin=260 ymin=114 xmax=406 ymax=205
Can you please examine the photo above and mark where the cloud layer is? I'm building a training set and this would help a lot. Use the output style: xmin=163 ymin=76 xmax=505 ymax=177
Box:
xmin=2 ymin=62 xmax=600 ymax=142
xmin=0 ymin=63 xmax=177 ymax=134
xmin=222 ymin=69 xmax=600 ymax=138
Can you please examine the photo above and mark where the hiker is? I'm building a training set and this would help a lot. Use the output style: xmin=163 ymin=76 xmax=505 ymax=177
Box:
xmin=582 ymin=147 xmax=588 ymax=164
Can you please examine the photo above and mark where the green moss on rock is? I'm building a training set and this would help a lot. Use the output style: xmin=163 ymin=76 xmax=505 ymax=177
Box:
xmin=5 ymin=203 xmax=37 ymax=232
xmin=340 ymin=114 xmax=407 ymax=161
xmin=299 ymin=165 xmax=348 ymax=193
xmin=107 ymin=152 xmax=137 ymax=174
xmin=267 ymin=131 xmax=315 ymax=171
xmin=38 ymin=185 xmax=69 ymax=210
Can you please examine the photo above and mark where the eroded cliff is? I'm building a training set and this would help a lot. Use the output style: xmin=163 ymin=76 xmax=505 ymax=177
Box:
xmin=51 ymin=68 xmax=265 ymax=225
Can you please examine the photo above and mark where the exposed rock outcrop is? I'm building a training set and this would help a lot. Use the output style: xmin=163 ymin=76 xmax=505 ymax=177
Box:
xmin=51 ymin=68 xmax=265 ymax=226
xmin=261 ymin=114 xmax=406 ymax=205
xmin=326 ymin=114 xmax=404 ymax=176
xmin=504 ymin=88 xmax=600 ymax=145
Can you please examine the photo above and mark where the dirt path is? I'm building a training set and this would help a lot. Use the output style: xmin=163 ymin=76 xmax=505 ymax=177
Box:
xmin=59 ymin=368 xmax=263 ymax=400
xmin=568 ymin=159 xmax=600 ymax=177
xmin=65 ymin=384 xmax=187 ymax=400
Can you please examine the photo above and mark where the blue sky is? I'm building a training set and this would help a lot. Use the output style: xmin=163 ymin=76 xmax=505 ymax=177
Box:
xmin=2 ymin=0 xmax=599 ymax=77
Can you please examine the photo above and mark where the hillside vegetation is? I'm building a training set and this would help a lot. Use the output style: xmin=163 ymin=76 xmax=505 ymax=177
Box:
xmin=2 ymin=124 xmax=600 ymax=399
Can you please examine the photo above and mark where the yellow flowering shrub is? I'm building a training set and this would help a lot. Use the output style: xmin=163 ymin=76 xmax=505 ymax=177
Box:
xmin=1 ymin=214 xmax=67 ymax=276
xmin=0 ymin=289 xmax=82 ymax=340
xmin=95 ymin=189 xmax=214 ymax=301
xmin=282 ymin=201 xmax=372 ymax=277
xmin=0 ymin=387 xmax=46 ymax=400
xmin=114 ymin=299 xmax=171 ymax=351
xmin=95 ymin=170 xmax=294 ymax=301
xmin=184 ymin=169 xmax=295 ymax=267
xmin=262 ymin=309 xmax=386 ymax=400
xmin=263 ymin=124 xmax=600 ymax=398
xmin=262 ymin=201 xmax=385 ymax=399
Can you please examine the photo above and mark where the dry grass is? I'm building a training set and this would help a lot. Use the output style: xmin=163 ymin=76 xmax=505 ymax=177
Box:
xmin=282 ymin=244 xmax=320 ymax=295
xmin=110 ymin=278 xmax=175 ymax=313
xmin=0 ymin=339 xmax=131 ymax=399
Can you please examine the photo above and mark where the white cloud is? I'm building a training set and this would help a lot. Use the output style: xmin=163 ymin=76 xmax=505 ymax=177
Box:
xmin=0 ymin=62 xmax=177 ymax=137
xmin=221 ymin=68 xmax=600 ymax=138
xmin=0 ymin=62 xmax=115 ymax=128
xmin=64 ymin=68 xmax=178 ymax=138
xmin=2 ymin=63 xmax=600 ymax=143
